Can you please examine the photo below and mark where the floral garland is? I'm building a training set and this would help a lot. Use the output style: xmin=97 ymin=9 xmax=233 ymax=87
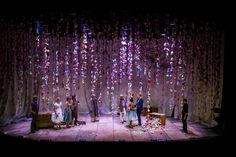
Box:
xmin=90 ymin=39 xmax=98 ymax=97
xmin=119 ymin=27 xmax=128 ymax=85
xmin=134 ymin=42 xmax=143 ymax=93
xmin=72 ymin=17 xmax=79 ymax=92
xmin=97 ymin=40 xmax=103 ymax=112
xmin=52 ymin=21 xmax=60 ymax=99
xmin=64 ymin=33 xmax=70 ymax=96
xmin=41 ymin=25 xmax=50 ymax=111
xmin=111 ymin=42 xmax=118 ymax=113
xmin=127 ymin=36 xmax=133 ymax=96
xmin=81 ymin=25 xmax=88 ymax=85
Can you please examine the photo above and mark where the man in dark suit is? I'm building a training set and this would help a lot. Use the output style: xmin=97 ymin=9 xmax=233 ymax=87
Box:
xmin=135 ymin=94 xmax=144 ymax=126
xmin=91 ymin=95 xmax=99 ymax=122
xmin=71 ymin=95 xmax=78 ymax=125
xmin=182 ymin=99 xmax=188 ymax=133
xmin=30 ymin=96 xmax=39 ymax=133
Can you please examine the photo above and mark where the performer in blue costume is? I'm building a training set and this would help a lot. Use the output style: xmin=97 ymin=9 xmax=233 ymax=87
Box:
xmin=126 ymin=98 xmax=138 ymax=128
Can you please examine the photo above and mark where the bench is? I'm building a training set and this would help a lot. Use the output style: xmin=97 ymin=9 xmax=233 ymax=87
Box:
xmin=36 ymin=112 xmax=54 ymax=128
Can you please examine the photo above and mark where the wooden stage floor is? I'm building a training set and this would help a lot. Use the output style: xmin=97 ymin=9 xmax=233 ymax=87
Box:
xmin=0 ymin=115 xmax=221 ymax=142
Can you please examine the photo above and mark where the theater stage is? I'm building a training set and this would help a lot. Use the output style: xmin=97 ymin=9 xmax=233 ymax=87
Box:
xmin=0 ymin=115 xmax=221 ymax=142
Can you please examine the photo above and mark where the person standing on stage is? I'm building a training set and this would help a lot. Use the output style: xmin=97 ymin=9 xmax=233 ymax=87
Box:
xmin=126 ymin=98 xmax=138 ymax=128
xmin=118 ymin=94 xmax=126 ymax=124
xmin=182 ymin=98 xmax=188 ymax=133
xmin=91 ymin=95 xmax=99 ymax=122
xmin=71 ymin=94 xmax=79 ymax=125
xmin=64 ymin=96 xmax=72 ymax=128
xmin=135 ymin=94 xmax=144 ymax=126
xmin=30 ymin=96 xmax=39 ymax=133
xmin=51 ymin=97 xmax=63 ymax=129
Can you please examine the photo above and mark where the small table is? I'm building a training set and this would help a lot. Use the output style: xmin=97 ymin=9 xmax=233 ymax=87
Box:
xmin=148 ymin=112 xmax=166 ymax=125
xmin=36 ymin=112 xmax=54 ymax=128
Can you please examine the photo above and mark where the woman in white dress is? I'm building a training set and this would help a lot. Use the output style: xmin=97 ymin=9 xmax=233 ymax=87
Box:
xmin=51 ymin=97 xmax=63 ymax=129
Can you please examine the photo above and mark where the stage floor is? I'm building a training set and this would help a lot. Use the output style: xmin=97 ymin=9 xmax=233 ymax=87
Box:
xmin=0 ymin=115 xmax=221 ymax=142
